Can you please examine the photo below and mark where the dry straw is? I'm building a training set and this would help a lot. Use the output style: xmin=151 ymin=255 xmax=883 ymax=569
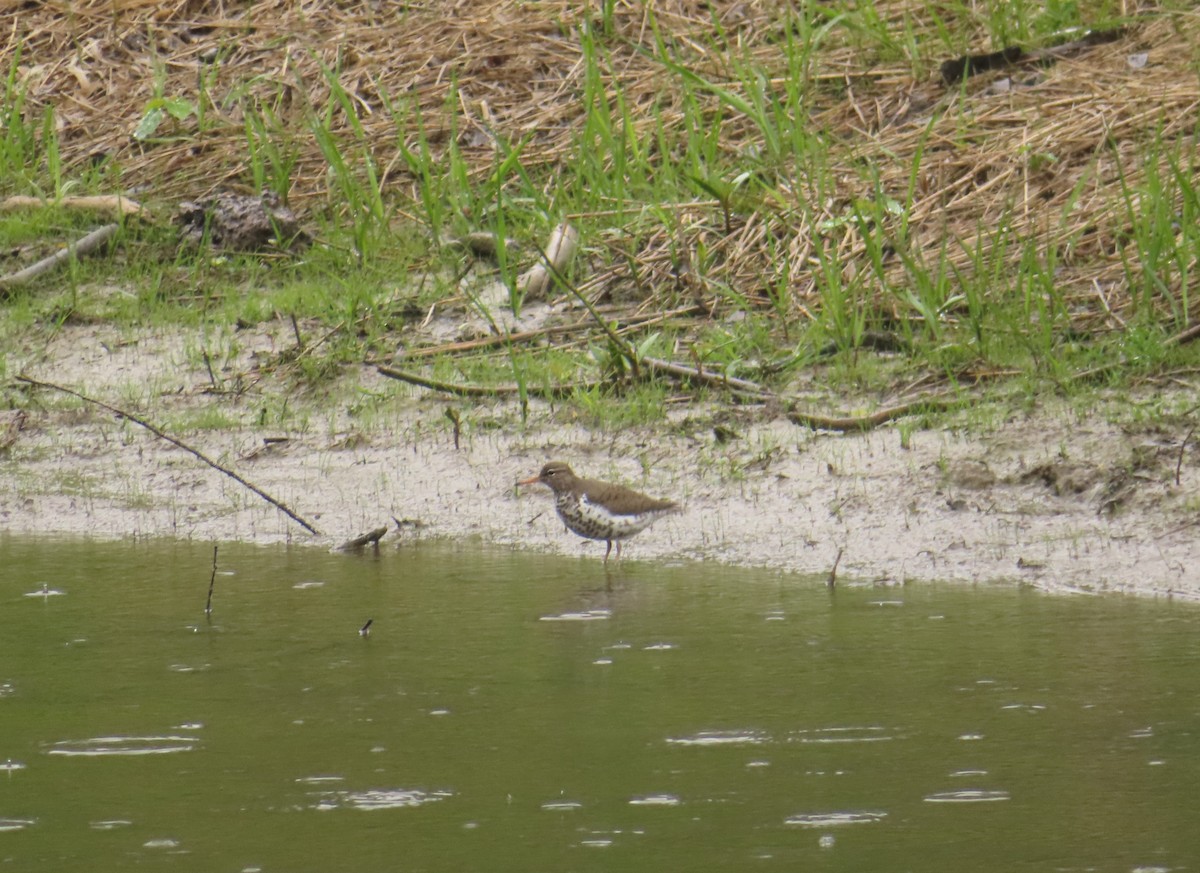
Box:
xmin=4 ymin=1 xmax=1197 ymax=326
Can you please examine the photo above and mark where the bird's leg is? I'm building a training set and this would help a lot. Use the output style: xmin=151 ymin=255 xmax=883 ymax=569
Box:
xmin=615 ymin=541 xmax=623 ymax=562
xmin=604 ymin=540 xmax=613 ymax=564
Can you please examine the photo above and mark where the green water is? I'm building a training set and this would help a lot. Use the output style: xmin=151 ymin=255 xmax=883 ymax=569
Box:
xmin=1 ymin=537 xmax=1198 ymax=872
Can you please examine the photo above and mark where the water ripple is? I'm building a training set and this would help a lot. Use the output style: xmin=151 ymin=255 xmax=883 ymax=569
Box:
xmin=788 ymin=726 xmax=894 ymax=745
xmin=143 ymin=838 xmax=180 ymax=849
xmin=629 ymin=794 xmax=680 ymax=806
xmin=784 ymin=811 xmax=887 ymax=827
xmin=0 ymin=818 xmax=35 ymax=833
xmin=924 ymin=789 xmax=1010 ymax=803
xmin=538 ymin=609 xmax=611 ymax=622
xmin=24 ymin=584 xmax=65 ymax=598
xmin=666 ymin=729 xmax=768 ymax=747
xmin=540 ymin=800 xmax=582 ymax=811
xmin=45 ymin=735 xmax=200 ymax=757
xmin=295 ymin=775 xmax=345 ymax=785
xmin=313 ymin=788 xmax=453 ymax=811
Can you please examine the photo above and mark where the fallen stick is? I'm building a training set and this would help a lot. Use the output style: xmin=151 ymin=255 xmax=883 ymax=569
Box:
xmin=0 ymin=194 xmax=145 ymax=218
xmin=640 ymin=356 xmax=774 ymax=399
xmin=377 ymin=364 xmax=600 ymax=398
xmin=1164 ymin=323 xmax=1200 ymax=347
xmin=14 ymin=374 xmax=322 ymax=535
xmin=205 ymin=544 xmax=218 ymax=616
xmin=787 ymin=394 xmax=964 ymax=432
xmin=399 ymin=305 xmax=702 ymax=360
xmin=1070 ymin=322 xmax=1200 ymax=383
xmin=0 ymin=223 xmax=121 ymax=294
xmin=336 ymin=526 xmax=388 ymax=551
xmin=527 ymin=236 xmax=642 ymax=376
xmin=828 ymin=547 xmax=844 ymax=589
xmin=517 ymin=222 xmax=579 ymax=299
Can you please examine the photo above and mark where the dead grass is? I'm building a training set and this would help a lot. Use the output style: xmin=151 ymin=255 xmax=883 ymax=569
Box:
xmin=4 ymin=0 xmax=1200 ymax=332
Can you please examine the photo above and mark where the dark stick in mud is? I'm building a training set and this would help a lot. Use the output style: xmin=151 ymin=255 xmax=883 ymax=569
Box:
xmin=377 ymin=364 xmax=597 ymax=398
xmin=14 ymin=374 xmax=323 ymax=535
xmin=445 ymin=407 xmax=462 ymax=450
xmin=1178 ymin=421 xmax=1198 ymax=487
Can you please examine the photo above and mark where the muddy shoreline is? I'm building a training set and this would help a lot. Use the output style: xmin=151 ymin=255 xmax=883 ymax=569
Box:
xmin=3 ymin=323 xmax=1196 ymax=599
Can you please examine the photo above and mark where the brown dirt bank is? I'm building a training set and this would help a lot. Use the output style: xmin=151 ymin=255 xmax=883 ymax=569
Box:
xmin=2 ymin=322 xmax=1197 ymax=599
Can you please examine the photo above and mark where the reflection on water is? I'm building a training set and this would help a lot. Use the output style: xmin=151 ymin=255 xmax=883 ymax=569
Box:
xmin=924 ymin=789 xmax=1011 ymax=803
xmin=312 ymin=788 xmax=453 ymax=811
xmin=538 ymin=608 xmax=611 ymax=621
xmin=784 ymin=811 xmax=888 ymax=827
xmin=1 ymin=536 xmax=1200 ymax=871
xmin=628 ymin=794 xmax=680 ymax=806
xmin=666 ymin=729 xmax=769 ymax=746
xmin=44 ymin=735 xmax=200 ymax=757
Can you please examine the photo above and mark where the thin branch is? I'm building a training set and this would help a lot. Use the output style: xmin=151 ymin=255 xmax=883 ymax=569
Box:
xmin=377 ymin=364 xmax=600 ymax=398
xmin=1164 ymin=323 xmax=1200 ymax=347
xmin=640 ymin=356 xmax=774 ymax=399
xmin=0 ymin=194 xmax=145 ymax=218
xmin=337 ymin=526 xmax=389 ymax=551
xmin=0 ymin=223 xmax=121 ymax=294
xmin=398 ymin=305 xmax=701 ymax=360
xmin=1175 ymin=404 xmax=1199 ymax=486
xmin=529 ymin=233 xmax=642 ymax=377
xmin=15 ymin=374 xmax=322 ymax=535
xmin=787 ymin=394 xmax=965 ymax=432
xmin=205 ymin=544 xmax=218 ymax=616
xmin=1071 ymin=322 xmax=1200 ymax=382
xmin=828 ymin=546 xmax=844 ymax=589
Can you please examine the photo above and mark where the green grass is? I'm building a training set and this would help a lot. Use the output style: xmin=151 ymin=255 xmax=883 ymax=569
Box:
xmin=2 ymin=0 xmax=1198 ymax=434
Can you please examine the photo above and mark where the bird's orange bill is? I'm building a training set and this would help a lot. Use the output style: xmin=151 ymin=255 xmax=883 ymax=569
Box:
xmin=516 ymin=473 xmax=541 ymax=487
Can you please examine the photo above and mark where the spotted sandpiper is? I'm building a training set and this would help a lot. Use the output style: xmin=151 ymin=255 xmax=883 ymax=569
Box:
xmin=517 ymin=461 xmax=681 ymax=563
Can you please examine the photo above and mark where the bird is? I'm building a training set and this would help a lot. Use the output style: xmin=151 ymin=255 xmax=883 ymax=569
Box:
xmin=517 ymin=461 xmax=681 ymax=564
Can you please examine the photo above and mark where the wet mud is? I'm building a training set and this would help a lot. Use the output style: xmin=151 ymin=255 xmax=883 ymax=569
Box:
xmin=3 ymin=323 xmax=1196 ymax=599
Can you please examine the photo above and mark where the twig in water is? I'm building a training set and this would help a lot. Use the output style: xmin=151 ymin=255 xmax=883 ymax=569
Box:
xmin=15 ymin=375 xmax=322 ymax=535
xmin=359 ymin=619 xmax=374 ymax=638
xmin=828 ymin=547 xmax=843 ymax=589
xmin=336 ymin=527 xmax=388 ymax=552
xmin=205 ymin=545 xmax=218 ymax=616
